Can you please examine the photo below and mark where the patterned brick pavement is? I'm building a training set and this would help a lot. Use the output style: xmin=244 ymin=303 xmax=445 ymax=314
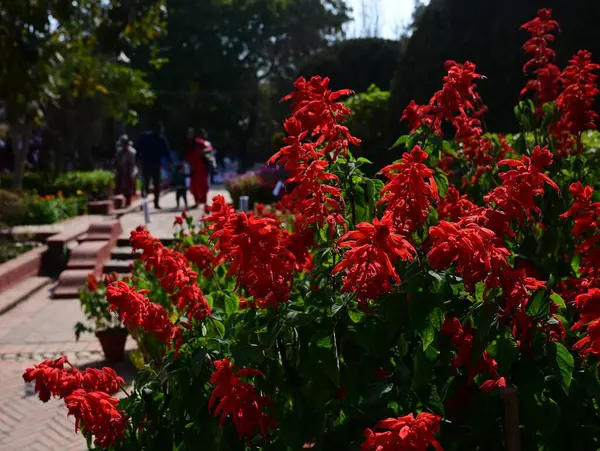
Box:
xmin=0 ymin=187 xmax=230 ymax=450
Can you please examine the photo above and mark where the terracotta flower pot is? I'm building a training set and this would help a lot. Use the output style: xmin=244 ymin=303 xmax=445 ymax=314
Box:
xmin=96 ymin=328 xmax=128 ymax=362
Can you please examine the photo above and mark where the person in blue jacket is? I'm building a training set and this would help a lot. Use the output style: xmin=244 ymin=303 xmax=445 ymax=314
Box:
xmin=136 ymin=120 xmax=172 ymax=209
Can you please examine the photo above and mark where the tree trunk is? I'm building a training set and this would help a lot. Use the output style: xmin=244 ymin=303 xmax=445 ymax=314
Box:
xmin=9 ymin=124 xmax=31 ymax=191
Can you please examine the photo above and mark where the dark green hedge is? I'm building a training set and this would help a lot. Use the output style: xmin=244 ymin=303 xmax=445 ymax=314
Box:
xmin=298 ymin=38 xmax=403 ymax=93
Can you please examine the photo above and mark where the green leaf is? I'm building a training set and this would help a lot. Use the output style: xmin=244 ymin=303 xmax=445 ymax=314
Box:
xmin=331 ymin=303 xmax=344 ymax=316
xmin=317 ymin=334 xmax=333 ymax=350
xmin=391 ymin=135 xmax=409 ymax=149
xmin=527 ymin=289 xmax=550 ymax=319
xmin=550 ymin=292 xmax=566 ymax=310
xmin=348 ymin=310 xmax=362 ymax=323
xmin=549 ymin=342 xmax=574 ymax=394
xmin=474 ymin=281 xmax=485 ymax=303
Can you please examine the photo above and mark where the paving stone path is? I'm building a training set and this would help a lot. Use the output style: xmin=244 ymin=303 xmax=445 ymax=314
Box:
xmin=0 ymin=187 xmax=230 ymax=450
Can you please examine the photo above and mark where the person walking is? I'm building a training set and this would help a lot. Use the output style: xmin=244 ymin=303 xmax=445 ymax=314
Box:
xmin=136 ymin=120 xmax=172 ymax=209
xmin=114 ymin=135 xmax=137 ymax=207
xmin=185 ymin=128 xmax=214 ymax=209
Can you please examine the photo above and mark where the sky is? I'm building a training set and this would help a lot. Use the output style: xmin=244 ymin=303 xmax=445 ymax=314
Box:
xmin=345 ymin=0 xmax=426 ymax=39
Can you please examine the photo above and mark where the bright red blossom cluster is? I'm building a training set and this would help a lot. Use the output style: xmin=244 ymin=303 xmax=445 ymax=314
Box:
xmin=106 ymin=281 xmax=182 ymax=350
xmin=441 ymin=317 xmax=507 ymax=392
xmin=521 ymin=8 xmax=561 ymax=108
xmin=209 ymin=359 xmax=276 ymax=441
xmin=379 ymin=146 xmax=438 ymax=234
xmin=65 ymin=389 xmax=127 ymax=448
xmin=210 ymin=212 xmax=296 ymax=309
xmin=361 ymin=412 xmax=443 ymax=451
xmin=334 ymin=217 xmax=416 ymax=307
xmin=131 ymin=226 xmax=210 ymax=322
xmin=23 ymin=357 xmax=126 ymax=447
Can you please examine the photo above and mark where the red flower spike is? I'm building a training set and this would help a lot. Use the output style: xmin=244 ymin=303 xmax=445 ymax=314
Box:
xmin=379 ymin=146 xmax=438 ymax=234
xmin=361 ymin=412 xmax=443 ymax=451
xmin=485 ymin=146 xmax=559 ymax=225
xmin=65 ymin=389 xmax=126 ymax=448
xmin=427 ymin=221 xmax=510 ymax=291
xmin=211 ymin=212 xmax=296 ymax=309
xmin=333 ymin=216 xmax=416 ymax=306
xmin=185 ymin=244 xmax=217 ymax=277
xmin=209 ymin=359 xmax=276 ymax=442
xmin=553 ymin=50 xmax=600 ymax=155
xmin=86 ymin=273 xmax=98 ymax=292
xmin=106 ymin=282 xmax=180 ymax=349
xmin=23 ymin=358 xmax=125 ymax=403
xmin=521 ymin=9 xmax=561 ymax=108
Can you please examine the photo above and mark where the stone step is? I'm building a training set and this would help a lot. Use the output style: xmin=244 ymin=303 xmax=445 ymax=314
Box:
xmin=110 ymin=247 xmax=140 ymax=261
xmin=103 ymin=260 xmax=132 ymax=274
xmin=0 ymin=277 xmax=52 ymax=315
xmin=53 ymin=269 xmax=95 ymax=300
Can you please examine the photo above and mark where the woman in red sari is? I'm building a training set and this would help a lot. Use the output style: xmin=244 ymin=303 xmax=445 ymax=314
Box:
xmin=185 ymin=128 xmax=212 ymax=209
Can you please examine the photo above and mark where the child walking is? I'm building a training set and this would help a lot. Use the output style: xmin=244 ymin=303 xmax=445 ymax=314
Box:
xmin=172 ymin=162 xmax=189 ymax=210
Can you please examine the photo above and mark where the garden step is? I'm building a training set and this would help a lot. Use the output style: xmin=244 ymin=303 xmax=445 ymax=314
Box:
xmin=103 ymin=260 xmax=132 ymax=274
xmin=53 ymin=269 xmax=97 ymax=299
xmin=0 ymin=276 xmax=52 ymax=315
xmin=110 ymin=247 xmax=140 ymax=261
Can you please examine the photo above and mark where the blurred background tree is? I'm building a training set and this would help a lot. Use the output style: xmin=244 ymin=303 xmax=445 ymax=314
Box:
xmin=3 ymin=0 xmax=600 ymax=184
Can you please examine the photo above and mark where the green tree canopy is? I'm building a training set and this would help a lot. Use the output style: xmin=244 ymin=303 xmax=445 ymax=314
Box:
xmin=138 ymin=0 xmax=349 ymax=166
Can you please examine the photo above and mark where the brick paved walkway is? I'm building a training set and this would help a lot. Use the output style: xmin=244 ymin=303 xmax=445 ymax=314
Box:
xmin=0 ymin=186 xmax=230 ymax=450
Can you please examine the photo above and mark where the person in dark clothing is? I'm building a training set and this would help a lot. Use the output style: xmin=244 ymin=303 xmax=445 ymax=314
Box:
xmin=172 ymin=162 xmax=189 ymax=210
xmin=136 ymin=120 xmax=172 ymax=209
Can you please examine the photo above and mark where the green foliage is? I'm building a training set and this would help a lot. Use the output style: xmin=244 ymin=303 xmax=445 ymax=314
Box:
xmin=54 ymin=170 xmax=115 ymax=200
xmin=0 ymin=240 xmax=37 ymax=264
xmin=75 ymin=276 xmax=123 ymax=340
xmin=0 ymin=170 xmax=115 ymax=200
xmin=142 ymin=0 xmax=349 ymax=166
xmin=0 ymin=192 xmax=86 ymax=226
xmin=344 ymin=85 xmax=391 ymax=174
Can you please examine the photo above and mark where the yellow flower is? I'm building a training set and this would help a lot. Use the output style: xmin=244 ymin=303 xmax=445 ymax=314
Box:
xmin=76 ymin=189 xmax=83 ymax=195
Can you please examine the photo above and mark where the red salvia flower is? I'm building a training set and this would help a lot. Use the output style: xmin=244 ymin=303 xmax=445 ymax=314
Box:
xmin=333 ymin=217 xmax=416 ymax=306
xmin=572 ymin=288 xmax=600 ymax=357
xmin=485 ymin=145 xmax=559 ymax=224
xmin=521 ymin=9 xmax=561 ymax=108
xmin=428 ymin=221 xmax=510 ymax=290
xmin=379 ymin=146 xmax=438 ymax=234
xmin=437 ymin=186 xmax=478 ymax=222
xmin=129 ymin=228 xmax=211 ymax=322
xmin=209 ymin=359 xmax=276 ymax=442
xmin=285 ymin=160 xmax=345 ymax=231
xmin=281 ymin=76 xmax=360 ymax=161
xmin=65 ymin=389 xmax=126 ymax=448
xmin=554 ymin=50 xmax=600 ymax=155
xmin=106 ymin=282 xmax=180 ymax=348
xmin=441 ymin=318 xmax=505 ymax=389
xmin=23 ymin=357 xmax=125 ymax=403
xmin=205 ymin=195 xmax=236 ymax=233
xmin=561 ymin=182 xmax=600 ymax=268
xmin=185 ymin=244 xmax=217 ymax=277
xmin=86 ymin=273 xmax=98 ymax=292
xmin=361 ymin=412 xmax=443 ymax=451
xmin=212 ymin=213 xmax=295 ymax=309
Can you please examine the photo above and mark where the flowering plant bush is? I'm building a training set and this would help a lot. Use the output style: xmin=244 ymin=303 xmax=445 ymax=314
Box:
xmin=225 ymin=166 xmax=288 ymax=208
xmin=75 ymin=274 xmax=125 ymax=340
xmin=25 ymin=9 xmax=600 ymax=450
